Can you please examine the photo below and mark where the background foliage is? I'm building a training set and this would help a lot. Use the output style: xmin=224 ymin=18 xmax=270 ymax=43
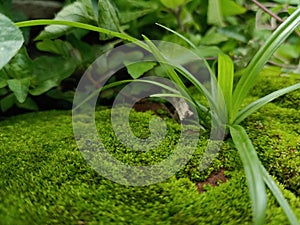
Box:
xmin=0 ymin=0 xmax=299 ymax=116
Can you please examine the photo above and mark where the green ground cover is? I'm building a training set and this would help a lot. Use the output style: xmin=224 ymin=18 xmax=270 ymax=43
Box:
xmin=0 ymin=73 xmax=299 ymax=224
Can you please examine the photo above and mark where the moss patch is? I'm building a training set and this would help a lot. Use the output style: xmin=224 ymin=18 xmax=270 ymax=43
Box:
xmin=0 ymin=102 xmax=299 ymax=224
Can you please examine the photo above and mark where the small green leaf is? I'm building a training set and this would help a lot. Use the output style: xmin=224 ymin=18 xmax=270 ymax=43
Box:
xmin=125 ymin=61 xmax=157 ymax=79
xmin=7 ymin=78 xmax=31 ymax=103
xmin=0 ymin=70 xmax=8 ymax=88
xmin=16 ymin=97 xmax=38 ymax=111
xmin=0 ymin=13 xmax=24 ymax=70
xmin=36 ymin=39 xmax=73 ymax=57
xmin=0 ymin=93 xmax=15 ymax=112
xmin=201 ymin=28 xmax=228 ymax=45
xmin=220 ymin=0 xmax=246 ymax=17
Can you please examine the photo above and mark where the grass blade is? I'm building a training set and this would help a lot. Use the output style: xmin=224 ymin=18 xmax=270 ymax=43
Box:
xmin=229 ymin=125 xmax=267 ymax=225
xmin=260 ymin=164 xmax=300 ymax=225
xmin=217 ymin=53 xmax=234 ymax=120
xmin=234 ymin=83 xmax=300 ymax=124
xmin=232 ymin=7 xmax=300 ymax=118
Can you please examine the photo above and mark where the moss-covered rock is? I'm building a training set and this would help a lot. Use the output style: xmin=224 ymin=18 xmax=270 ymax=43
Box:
xmin=0 ymin=101 xmax=299 ymax=224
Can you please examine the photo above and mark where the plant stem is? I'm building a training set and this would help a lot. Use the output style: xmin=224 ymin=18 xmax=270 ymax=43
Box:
xmin=252 ymin=0 xmax=283 ymax=23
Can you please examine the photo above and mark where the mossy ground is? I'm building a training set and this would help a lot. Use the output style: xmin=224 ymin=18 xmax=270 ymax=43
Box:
xmin=0 ymin=72 xmax=299 ymax=224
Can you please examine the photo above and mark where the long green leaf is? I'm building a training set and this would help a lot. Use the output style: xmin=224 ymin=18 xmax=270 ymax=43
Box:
xmin=234 ymin=83 xmax=300 ymax=125
xmin=15 ymin=20 xmax=147 ymax=50
xmin=260 ymin=164 xmax=300 ymax=225
xmin=232 ymin=7 xmax=300 ymax=119
xmin=229 ymin=125 xmax=267 ymax=225
xmin=218 ymin=53 xmax=233 ymax=120
xmin=155 ymin=22 xmax=225 ymax=121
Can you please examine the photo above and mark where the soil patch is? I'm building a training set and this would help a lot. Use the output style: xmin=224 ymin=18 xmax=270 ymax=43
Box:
xmin=196 ymin=168 xmax=227 ymax=193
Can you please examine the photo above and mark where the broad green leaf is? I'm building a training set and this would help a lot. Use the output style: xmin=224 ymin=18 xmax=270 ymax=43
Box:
xmin=7 ymin=78 xmax=31 ymax=103
xmin=229 ymin=125 xmax=267 ymax=225
xmin=218 ymin=54 xmax=233 ymax=119
xmin=0 ymin=13 xmax=24 ymax=70
xmin=125 ymin=61 xmax=157 ymax=79
xmin=3 ymin=47 xmax=33 ymax=79
xmin=220 ymin=0 xmax=246 ymax=17
xmin=207 ymin=0 xmax=224 ymax=27
xmin=160 ymin=0 xmax=187 ymax=9
xmin=234 ymin=83 xmax=300 ymax=125
xmin=30 ymin=56 xmax=76 ymax=95
xmin=0 ymin=93 xmax=15 ymax=112
xmin=98 ymin=0 xmax=121 ymax=40
xmin=36 ymin=2 xmax=96 ymax=40
xmin=232 ymin=7 xmax=300 ymax=120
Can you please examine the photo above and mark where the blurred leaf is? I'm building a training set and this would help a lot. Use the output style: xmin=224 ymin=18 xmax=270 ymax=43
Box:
xmin=221 ymin=0 xmax=246 ymax=17
xmin=36 ymin=1 xmax=96 ymax=40
xmin=272 ymin=0 xmax=299 ymax=4
xmin=16 ymin=97 xmax=38 ymax=111
xmin=125 ymin=61 xmax=157 ymax=79
xmin=98 ymin=0 xmax=121 ymax=40
xmin=46 ymin=89 xmax=74 ymax=102
xmin=217 ymin=27 xmax=247 ymax=43
xmin=0 ymin=70 xmax=8 ymax=88
xmin=207 ymin=0 xmax=245 ymax=26
xmin=7 ymin=78 xmax=31 ymax=103
xmin=160 ymin=0 xmax=187 ymax=9
xmin=0 ymin=93 xmax=15 ymax=111
xmin=201 ymin=28 xmax=228 ymax=45
xmin=0 ymin=13 xmax=24 ymax=70
xmin=276 ymin=43 xmax=300 ymax=60
xmin=207 ymin=0 xmax=224 ymax=26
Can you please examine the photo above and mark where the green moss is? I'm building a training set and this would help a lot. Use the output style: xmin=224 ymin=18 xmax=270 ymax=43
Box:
xmin=250 ymin=66 xmax=300 ymax=110
xmin=242 ymin=103 xmax=300 ymax=195
xmin=0 ymin=105 xmax=299 ymax=224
